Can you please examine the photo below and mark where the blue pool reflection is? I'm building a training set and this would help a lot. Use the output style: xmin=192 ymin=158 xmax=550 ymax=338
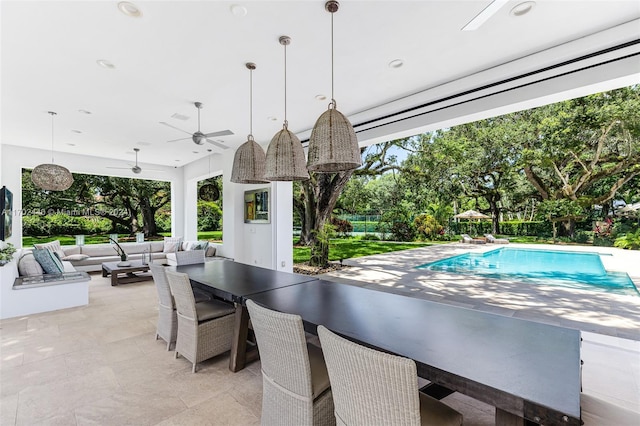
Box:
xmin=417 ymin=248 xmax=637 ymax=295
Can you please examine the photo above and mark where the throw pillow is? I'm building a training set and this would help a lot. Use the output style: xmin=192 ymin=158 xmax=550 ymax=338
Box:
xmin=34 ymin=240 xmax=66 ymax=261
xmin=61 ymin=254 xmax=90 ymax=261
xmin=163 ymin=237 xmax=183 ymax=253
xmin=187 ymin=241 xmax=209 ymax=251
xmin=18 ymin=252 xmax=45 ymax=276
xmin=32 ymin=248 xmax=64 ymax=274
xmin=205 ymin=245 xmax=217 ymax=257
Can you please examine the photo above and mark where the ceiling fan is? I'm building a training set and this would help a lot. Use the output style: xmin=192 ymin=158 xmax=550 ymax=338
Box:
xmin=161 ymin=102 xmax=233 ymax=149
xmin=107 ymin=148 xmax=163 ymax=174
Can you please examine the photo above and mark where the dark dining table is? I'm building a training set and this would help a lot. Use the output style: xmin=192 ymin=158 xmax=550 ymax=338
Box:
xmin=247 ymin=279 xmax=582 ymax=426
xmin=174 ymin=260 xmax=318 ymax=371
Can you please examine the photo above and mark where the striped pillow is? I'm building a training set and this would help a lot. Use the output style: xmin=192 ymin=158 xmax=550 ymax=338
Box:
xmin=32 ymin=248 xmax=64 ymax=274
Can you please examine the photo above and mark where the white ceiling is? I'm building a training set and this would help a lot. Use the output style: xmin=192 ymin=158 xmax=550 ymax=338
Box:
xmin=2 ymin=0 xmax=639 ymax=169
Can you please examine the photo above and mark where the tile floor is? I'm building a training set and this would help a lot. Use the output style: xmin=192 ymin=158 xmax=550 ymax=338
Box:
xmin=1 ymin=243 xmax=639 ymax=425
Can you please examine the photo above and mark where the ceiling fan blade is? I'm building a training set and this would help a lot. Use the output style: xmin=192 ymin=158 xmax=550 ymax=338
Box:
xmin=204 ymin=130 xmax=234 ymax=138
xmin=167 ymin=137 xmax=190 ymax=143
xmin=143 ymin=168 xmax=166 ymax=172
xmin=106 ymin=166 xmax=133 ymax=170
xmin=206 ymin=139 xmax=229 ymax=150
xmin=159 ymin=121 xmax=192 ymax=135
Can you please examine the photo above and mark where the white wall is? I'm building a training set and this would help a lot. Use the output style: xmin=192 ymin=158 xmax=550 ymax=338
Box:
xmin=184 ymin=148 xmax=294 ymax=272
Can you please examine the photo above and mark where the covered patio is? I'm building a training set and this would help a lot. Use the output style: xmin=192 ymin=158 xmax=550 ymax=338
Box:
xmin=1 ymin=1 xmax=640 ymax=425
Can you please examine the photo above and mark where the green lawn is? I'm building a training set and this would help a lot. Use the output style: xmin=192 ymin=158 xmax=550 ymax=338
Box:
xmin=293 ymin=239 xmax=436 ymax=264
xmin=197 ymin=231 xmax=223 ymax=242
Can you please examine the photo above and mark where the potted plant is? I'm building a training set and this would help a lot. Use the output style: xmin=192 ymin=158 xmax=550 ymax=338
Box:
xmin=0 ymin=241 xmax=17 ymax=266
xmin=109 ymin=238 xmax=129 ymax=265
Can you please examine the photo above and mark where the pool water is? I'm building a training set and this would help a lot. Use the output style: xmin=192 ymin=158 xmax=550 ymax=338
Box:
xmin=417 ymin=248 xmax=637 ymax=295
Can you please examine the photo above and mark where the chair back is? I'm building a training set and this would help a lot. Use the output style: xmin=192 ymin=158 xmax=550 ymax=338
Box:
xmin=175 ymin=250 xmax=205 ymax=266
xmin=150 ymin=264 xmax=173 ymax=309
xmin=246 ymin=299 xmax=314 ymax=399
xmin=165 ymin=270 xmax=197 ymax=321
xmin=318 ymin=325 xmax=421 ymax=426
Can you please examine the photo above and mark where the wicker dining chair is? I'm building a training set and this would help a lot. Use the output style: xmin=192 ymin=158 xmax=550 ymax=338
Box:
xmin=150 ymin=264 xmax=213 ymax=350
xmin=174 ymin=249 xmax=212 ymax=302
xmin=150 ymin=264 xmax=179 ymax=350
xmin=246 ymin=300 xmax=335 ymax=426
xmin=165 ymin=270 xmax=236 ymax=373
xmin=318 ymin=325 xmax=463 ymax=426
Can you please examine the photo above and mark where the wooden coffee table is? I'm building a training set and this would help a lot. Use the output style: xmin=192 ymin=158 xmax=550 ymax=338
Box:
xmin=101 ymin=260 xmax=152 ymax=286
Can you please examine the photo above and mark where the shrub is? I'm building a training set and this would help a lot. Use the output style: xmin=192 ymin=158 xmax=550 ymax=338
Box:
xmin=359 ymin=233 xmax=381 ymax=241
xmin=413 ymin=214 xmax=443 ymax=240
xmin=390 ymin=221 xmax=415 ymax=242
xmin=499 ymin=221 xmax=552 ymax=236
xmin=198 ymin=201 xmax=222 ymax=232
xmin=593 ymin=236 xmax=615 ymax=247
xmin=574 ymin=231 xmax=591 ymax=244
xmin=614 ymin=229 xmax=640 ymax=250
xmin=22 ymin=213 xmax=111 ymax=236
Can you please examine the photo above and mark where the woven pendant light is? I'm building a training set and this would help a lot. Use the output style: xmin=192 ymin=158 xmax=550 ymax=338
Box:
xmin=231 ymin=62 xmax=268 ymax=184
xmin=31 ymin=111 xmax=74 ymax=191
xmin=307 ymin=1 xmax=361 ymax=173
xmin=264 ymin=36 xmax=309 ymax=181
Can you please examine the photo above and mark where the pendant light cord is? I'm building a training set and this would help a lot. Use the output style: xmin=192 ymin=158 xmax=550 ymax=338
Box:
xmin=49 ymin=111 xmax=57 ymax=163
xmin=330 ymin=10 xmax=335 ymax=107
xmin=249 ymin=66 xmax=253 ymax=138
xmin=284 ymin=41 xmax=288 ymax=128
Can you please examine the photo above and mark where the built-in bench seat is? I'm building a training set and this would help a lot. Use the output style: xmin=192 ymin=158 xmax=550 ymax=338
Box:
xmin=1 ymin=253 xmax=91 ymax=320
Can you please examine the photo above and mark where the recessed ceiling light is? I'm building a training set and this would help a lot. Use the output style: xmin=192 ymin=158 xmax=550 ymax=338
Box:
xmin=96 ymin=59 xmax=116 ymax=69
xmin=192 ymin=151 xmax=199 ymax=154
xmin=510 ymin=1 xmax=535 ymax=17
xmin=388 ymin=59 xmax=404 ymax=69
xmin=67 ymin=143 xmax=76 ymax=146
xmin=315 ymin=94 xmax=327 ymax=101
xmin=71 ymin=129 xmax=82 ymax=134
xmin=78 ymin=109 xmax=92 ymax=115
xmin=118 ymin=2 xmax=142 ymax=17
xmin=174 ymin=159 xmax=180 ymax=162
xmin=267 ymin=116 xmax=278 ymax=122
xmin=230 ymin=4 xmax=248 ymax=17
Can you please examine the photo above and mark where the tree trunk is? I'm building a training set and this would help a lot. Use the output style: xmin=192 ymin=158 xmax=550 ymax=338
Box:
xmin=300 ymin=171 xmax=354 ymax=266
xmin=487 ymin=194 xmax=501 ymax=235
xmin=559 ymin=219 xmax=576 ymax=238
xmin=139 ymin=197 xmax=158 ymax=236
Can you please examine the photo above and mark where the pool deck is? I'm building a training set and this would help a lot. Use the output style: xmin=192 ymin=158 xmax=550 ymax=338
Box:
xmin=320 ymin=243 xmax=640 ymax=341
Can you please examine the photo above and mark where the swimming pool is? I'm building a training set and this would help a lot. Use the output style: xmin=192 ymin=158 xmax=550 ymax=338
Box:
xmin=417 ymin=247 xmax=638 ymax=295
